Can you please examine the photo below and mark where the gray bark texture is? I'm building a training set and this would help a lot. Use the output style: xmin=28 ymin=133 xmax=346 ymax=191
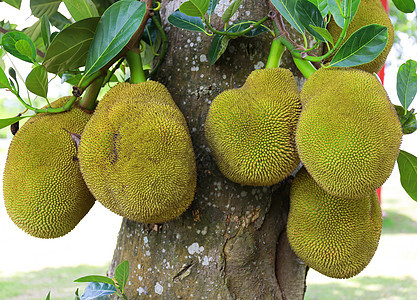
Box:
xmin=108 ymin=1 xmax=310 ymax=299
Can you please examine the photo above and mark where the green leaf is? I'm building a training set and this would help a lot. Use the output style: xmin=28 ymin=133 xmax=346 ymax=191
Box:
xmin=270 ymin=0 xmax=305 ymax=34
xmin=23 ymin=20 xmax=45 ymax=58
xmin=394 ymin=105 xmax=417 ymax=134
xmin=329 ymin=24 xmax=388 ymax=68
xmin=397 ymin=60 xmax=417 ymax=110
xmin=208 ymin=34 xmax=231 ymax=65
xmin=49 ymin=11 xmax=71 ymax=30
xmin=3 ymin=0 xmax=22 ymax=9
xmin=0 ymin=116 xmax=28 ymax=130
xmin=0 ymin=67 xmax=11 ymax=89
xmin=295 ymin=0 xmax=325 ymax=41
xmin=208 ymin=0 xmax=218 ymax=18
xmin=310 ymin=25 xmax=334 ymax=45
xmin=179 ymin=0 xmax=210 ymax=18
xmin=222 ymin=0 xmax=243 ymax=24
xmin=114 ymin=261 xmax=129 ymax=292
xmin=43 ymin=17 xmax=100 ymax=74
xmin=327 ymin=0 xmax=361 ymax=28
xmin=74 ymin=275 xmax=116 ymax=286
xmin=63 ymin=0 xmax=99 ymax=21
xmin=41 ymin=15 xmax=51 ymax=49
xmin=168 ymin=10 xmax=207 ymax=33
xmin=308 ymin=0 xmax=329 ymax=17
xmin=15 ymin=40 xmax=35 ymax=60
xmin=1 ymin=31 xmax=37 ymax=63
xmin=30 ymin=0 xmax=61 ymax=18
xmin=227 ymin=21 xmax=270 ymax=37
xmin=392 ymin=0 xmax=416 ymax=13
xmin=84 ymin=0 xmax=146 ymax=78
xmin=397 ymin=150 xmax=417 ymax=202
xmin=25 ymin=65 xmax=48 ymax=98
xmin=60 ymin=71 xmax=82 ymax=85
xmin=81 ymin=282 xmax=117 ymax=300
xmin=45 ymin=291 xmax=51 ymax=300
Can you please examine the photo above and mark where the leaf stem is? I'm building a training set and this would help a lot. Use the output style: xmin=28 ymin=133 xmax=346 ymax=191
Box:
xmin=126 ymin=50 xmax=146 ymax=84
xmin=204 ymin=16 xmax=269 ymax=37
xmin=265 ymin=38 xmax=285 ymax=69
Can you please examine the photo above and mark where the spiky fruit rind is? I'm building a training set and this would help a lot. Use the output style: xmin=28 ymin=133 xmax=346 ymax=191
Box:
xmin=287 ymin=168 xmax=382 ymax=279
xmin=3 ymin=97 xmax=95 ymax=239
xmin=297 ymin=67 xmax=402 ymax=198
xmin=78 ymin=81 xmax=197 ymax=224
xmin=327 ymin=0 xmax=394 ymax=74
xmin=205 ymin=68 xmax=301 ymax=186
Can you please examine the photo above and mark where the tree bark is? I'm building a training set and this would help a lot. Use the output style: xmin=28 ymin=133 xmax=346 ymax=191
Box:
xmin=109 ymin=1 xmax=309 ymax=298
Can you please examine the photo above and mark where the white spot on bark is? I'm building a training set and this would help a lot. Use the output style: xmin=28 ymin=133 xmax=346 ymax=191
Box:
xmin=254 ymin=61 xmax=265 ymax=69
xmin=137 ymin=287 xmax=146 ymax=295
xmin=155 ymin=282 xmax=163 ymax=295
xmin=191 ymin=66 xmax=200 ymax=71
xmin=188 ymin=242 xmax=204 ymax=255
xmin=200 ymin=54 xmax=208 ymax=62
xmin=202 ymin=256 xmax=210 ymax=266
xmin=137 ymin=264 xmax=141 ymax=269
xmin=241 ymin=191 xmax=247 ymax=197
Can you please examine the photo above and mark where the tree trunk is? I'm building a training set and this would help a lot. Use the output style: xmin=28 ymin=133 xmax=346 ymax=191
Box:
xmin=109 ymin=1 xmax=308 ymax=298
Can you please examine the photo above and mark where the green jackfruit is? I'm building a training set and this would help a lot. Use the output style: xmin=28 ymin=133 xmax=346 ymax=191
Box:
xmin=78 ymin=81 xmax=196 ymax=224
xmin=326 ymin=0 xmax=394 ymax=74
xmin=3 ymin=97 xmax=95 ymax=239
xmin=296 ymin=67 xmax=402 ymax=198
xmin=287 ymin=168 xmax=382 ymax=279
xmin=205 ymin=68 xmax=301 ymax=186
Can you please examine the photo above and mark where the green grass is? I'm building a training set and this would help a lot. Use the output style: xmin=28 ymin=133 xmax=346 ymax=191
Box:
xmin=0 ymin=264 xmax=108 ymax=300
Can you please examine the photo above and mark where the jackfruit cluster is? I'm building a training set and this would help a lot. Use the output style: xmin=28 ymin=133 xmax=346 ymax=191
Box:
xmin=205 ymin=68 xmax=301 ymax=186
xmin=296 ymin=67 xmax=402 ymax=199
xmin=3 ymin=97 xmax=95 ymax=239
xmin=326 ymin=0 xmax=394 ymax=74
xmin=78 ymin=81 xmax=197 ymax=224
xmin=287 ymin=168 xmax=382 ymax=279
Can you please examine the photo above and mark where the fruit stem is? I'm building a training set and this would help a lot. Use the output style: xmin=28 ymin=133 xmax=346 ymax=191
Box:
xmin=126 ymin=50 xmax=146 ymax=84
xmin=292 ymin=57 xmax=317 ymax=79
xmin=79 ymin=75 xmax=105 ymax=111
xmin=266 ymin=39 xmax=285 ymax=69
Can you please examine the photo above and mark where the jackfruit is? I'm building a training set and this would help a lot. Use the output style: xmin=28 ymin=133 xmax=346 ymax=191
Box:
xmin=78 ymin=81 xmax=196 ymax=224
xmin=205 ymin=68 xmax=301 ymax=186
xmin=296 ymin=67 xmax=402 ymax=198
xmin=287 ymin=167 xmax=382 ymax=279
xmin=3 ymin=97 xmax=95 ymax=239
xmin=326 ymin=0 xmax=394 ymax=74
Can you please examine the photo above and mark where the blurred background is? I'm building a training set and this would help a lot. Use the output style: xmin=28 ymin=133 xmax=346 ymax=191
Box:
xmin=0 ymin=0 xmax=416 ymax=299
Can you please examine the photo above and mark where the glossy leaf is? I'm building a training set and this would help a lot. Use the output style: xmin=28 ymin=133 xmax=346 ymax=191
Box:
xmin=295 ymin=0 xmax=325 ymax=41
xmin=63 ymin=0 xmax=99 ymax=21
xmin=23 ymin=20 xmax=44 ymax=55
xmin=30 ymin=0 xmax=60 ymax=18
xmin=49 ymin=11 xmax=71 ymax=30
xmin=397 ymin=150 xmax=417 ymax=202
xmin=74 ymin=275 xmax=116 ymax=286
xmin=222 ymin=0 xmax=243 ymax=24
xmin=270 ymin=0 xmax=305 ymax=33
xmin=397 ymin=59 xmax=417 ymax=110
xmin=168 ymin=10 xmax=206 ymax=33
xmin=0 ymin=67 xmax=11 ymax=89
xmin=43 ymin=17 xmax=100 ymax=74
xmin=327 ymin=0 xmax=360 ymax=28
xmin=25 ymin=65 xmax=48 ymax=98
xmin=329 ymin=24 xmax=388 ymax=67
xmin=208 ymin=34 xmax=231 ymax=65
xmin=84 ymin=0 xmax=146 ymax=78
xmin=41 ymin=15 xmax=51 ymax=49
xmin=60 ymin=71 xmax=82 ymax=85
xmin=142 ymin=18 xmax=158 ymax=46
xmin=392 ymin=0 xmax=416 ymax=13
xmin=227 ymin=21 xmax=270 ymax=37
xmin=310 ymin=25 xmax=334 ymax=45
xmin=180 ymin=0 xmax=210 ymax=17
xmin=3 ymin=0 xmax=22 ymax=9
xmin=308 ymin=0 xmax=329 ymax=17
xmin=80 ymin=282 xmax=117 ymax=300
xmin=0 ymin=116 xmax=28 ymax=130
xmin=114 ymin=261 xmax=129 ymax=292
xmin=15 ymin=40 xmax=34 ymax=58
xmin=208 ymin=0 xmax=218 ymax=17
xmin=1 ymin=31 xmax=36 ymax=62
xmin=395 ymin=105 xmax=417 ymax=134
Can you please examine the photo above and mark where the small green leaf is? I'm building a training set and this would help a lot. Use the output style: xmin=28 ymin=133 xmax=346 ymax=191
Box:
xmin=295 ymin=0 xmax=325 ymax=41
xmin=227 ymin=21 xmax=270 ymax=37
xmin=30 ymin=0 xmax=61 ymax=18
xmin=25 ymin=65 xmax=48 ymax=98
xmin=392 ymin=0 xmax=416 ymax=13
xmin=15 ymin=40 xmax=35 ymax=60
xmin=3 ymin=0 xmax=22 ymax=9
xmin=84 ymin=0 xmax=146 ymax=78
xmin=308 ymin=0 xmax=329 ymax=17
xmin=222 ymin=0 xmax=243 ymax=24
xmin=74 ymin=275 xmax=116 ymax=286
xmin=397 ymin=150 xmax=417 ymax=202
xmin=43 ymin=17 xmax=100 ymax=74
xmin=329 ymin=24 xmax=388 ymax=68
xmin=328 ymin=0 xmax=360 ymax=28
xmin=179 ymin=0 xmax=210 ymax=17
xmin=114 ymin=261 xmax=129 ymax=292
xmin=81 ymin=282 xmax=117 ymax=300
xmin=1 ymin=31 xmax=37 ymax=63
xmin=0 ymin=116 xmax=28 ymax=130
xmin=208 ymin=34 xmax=231 ymax=65
xmin=168 ymin=10 xmax=207 ymax=33
xmin=397 ymin=60 xmax=417 ymax=110
xmin=0 ymin=67 xmax=11 ymax=89
xmin=270 ymin=0 xmax=305 ymax=34
xmin=208 ymin=0 xmax=218 ymax=18
xmin=394 ymin=105 xmax=417 ymax=134
xmin=45 ymin=291 xmax=51 ymax=300
xmin=49 ymin=11 xmax=71 ymax=30
xmin=310 ymin=25 xmax=334 ymax=45
xmin=41 ymin=15 xmax=51 ymax=49
xmin=63 ymin=0 xmax=99 ymax=21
